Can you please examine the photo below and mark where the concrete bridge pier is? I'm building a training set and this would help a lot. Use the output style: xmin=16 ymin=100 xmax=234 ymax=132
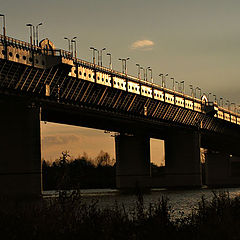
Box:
xmin=0 ymin=100 xmax=42 ymax=198
xmin=115 ymin=134 xmax=151 ymax=190
xmin=165 ymin=130 xmax=202 ymax=188
xmin=205 ymin=151 xmax=240 ymax=187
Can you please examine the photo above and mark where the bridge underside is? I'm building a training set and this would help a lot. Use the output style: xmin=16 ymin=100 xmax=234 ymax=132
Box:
xmin=1 ymin=59 xmax=240 ymax=196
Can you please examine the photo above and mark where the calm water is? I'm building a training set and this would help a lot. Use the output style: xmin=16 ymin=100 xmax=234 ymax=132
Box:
xmin=43 ymin=187 xmax=240 ymax=219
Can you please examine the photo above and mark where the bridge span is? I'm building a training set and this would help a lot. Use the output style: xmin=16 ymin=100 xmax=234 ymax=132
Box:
xmin=0 ymin=33 xmax=240 ymax=197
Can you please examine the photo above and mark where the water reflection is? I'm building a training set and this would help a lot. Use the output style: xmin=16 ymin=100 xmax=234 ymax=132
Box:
xmin=43 ymin=187 xmax=240 ymax=219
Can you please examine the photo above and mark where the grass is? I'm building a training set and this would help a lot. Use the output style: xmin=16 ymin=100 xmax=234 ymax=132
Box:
xmin=1 ymin=191 xmax=240 ymax=239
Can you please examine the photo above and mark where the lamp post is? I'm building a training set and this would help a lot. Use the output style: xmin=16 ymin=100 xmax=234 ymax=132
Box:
xmin=140 ymin=67 xmax=145 ymax=81
xmin=159 ymin=73 xmax=163 ymax=87
xmin=71 ymin=39 xmax=77 ymax=58
xmin=26 ymin=24 xmax=33 ymax=45
xmin=118 ymin=58 xmax=125 ymax=73
xmin=226 ymin=100 xmax=230 ymax=110
xmin=64 ymin=37 xmax=71 ymax=52
xmin=90 ymin=47 xmax=97 ymax=64
xmin=208 ymin=92 xmax=212 ymax=102
xmin=196 ymin=87 xmax=201 ymax=99
xmin=136 ymin=64 xmax=141 ymax=80
xmin=100 ymin=47 xmax=106 ymax=66
xmin=147 ymin=67 xmax=153 ymax=83
xmin=189 ymin=85 xmax=194 ymax=97
xmin=0 ymin=14 xmax=6 ymax=37
xmin=170 ymin=77 xmax=175 ymax=91
xmin=70 ymin=37 xmax=77 ymax=56
xmin=175 ymin=81 xmax=180 ymax=92
xmin=213 ymin=94 xmax=217 ymax=103
xmin=231 ymin=103 xmax=236 ymax=112
xmin=219 ymin=97 xmax=223 ymax=107
xmin=107 ymin=53 xmax=112 ymax=69
xmin=180 ymin=81 xmax=185 ymax=94
xmin=36 ymin=22 xmax=42 ymax=46
xmin=119 ymin=57 xmax=130 ymax=74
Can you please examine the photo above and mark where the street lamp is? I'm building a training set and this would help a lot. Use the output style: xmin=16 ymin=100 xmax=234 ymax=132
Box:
xmin=208 ymin=92 xmax=212 ymax=102
xmin=189 ymin=85 xmax=194 ymax=97
xmin=119 ymin=57 xmax=130 ymax=74
xmin=196 ymin=87 xmax=201 ymax=99
xmin=71 ymin=36 xmax=77 ymax=56
xmin=226 ymin=100 xmax=230 ymax=110
xmin=90 ymin=47 xmax=97 ymax=64
xmin=170 ymin=77 xmax=175 ymax=90
xmin=26 ymin=24 xmax=33 ymax=45
xmin=136 ymin=64 xmax=141 ymax=80
xmin=64 ymin=37 xmax=71 ymax=52
xmin=71 ymin=39 xmax=77 ymax=58
xmin=147 ymin=67 xmax=153 ymax=83
xmin=107 ymin=53 xmax=112 ymax=69
xmin=219 ymin=97 xmax=223 ymax=107
xmin=0 ymin=14 xmax=6 ymax=37
xmin=213 ymin=94 xmax=217 ymax=103
xmin=100 ymin=47 xmax=106 ymax=66
xmin=180 ymin=81 xmax=185 ymax=94
xmin=159 ymin=73 xmax=163 ymax=87
xmin=36 ymin=22 xmax=42 ymax=46
xmin=175 ymin=81 xmax=180 ymax=92
xmin=140 ymin=67 xmax=146 ymax=81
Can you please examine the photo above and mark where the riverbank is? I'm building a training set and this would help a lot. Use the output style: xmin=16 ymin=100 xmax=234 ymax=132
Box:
xmin=1 ymin=191 xmax=240 ymax=239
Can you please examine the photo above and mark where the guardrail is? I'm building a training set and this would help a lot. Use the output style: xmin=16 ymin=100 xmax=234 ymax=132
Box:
xmin=0 ymin=33 xmax=239 ymax=119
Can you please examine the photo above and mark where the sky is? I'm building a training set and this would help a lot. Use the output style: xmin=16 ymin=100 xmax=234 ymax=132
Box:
xmin=1 ymin=0 xmax=239 ymax=164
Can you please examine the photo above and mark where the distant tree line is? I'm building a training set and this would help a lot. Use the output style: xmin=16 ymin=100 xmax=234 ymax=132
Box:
xmin=42 ymin=150 xmax=116 ymax=190
xmin=42 ymin=151 xmax=166 ymax=190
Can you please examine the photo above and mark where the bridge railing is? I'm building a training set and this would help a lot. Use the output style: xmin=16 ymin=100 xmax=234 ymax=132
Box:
xmin=1 ymin=33 xmax=239 ymax=119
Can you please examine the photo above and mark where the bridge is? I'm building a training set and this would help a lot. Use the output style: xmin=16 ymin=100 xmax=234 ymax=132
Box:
xmin=0 ymin=33 xmax=240 ymax=198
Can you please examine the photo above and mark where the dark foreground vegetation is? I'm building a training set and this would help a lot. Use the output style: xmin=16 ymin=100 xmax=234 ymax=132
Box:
xmin=1 ymin=191 xmax=240 ymax=240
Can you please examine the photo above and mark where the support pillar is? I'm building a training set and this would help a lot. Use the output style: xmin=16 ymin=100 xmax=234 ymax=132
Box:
xmin=0 ymin=99 xmax=42 ymax=198
xmin=205 ymin=151 xmax=240 ymax=187
xmin=115 ymin=134 xmax=151 ymax=189
xmin=165 ymin=130 xmax=202 ymax=187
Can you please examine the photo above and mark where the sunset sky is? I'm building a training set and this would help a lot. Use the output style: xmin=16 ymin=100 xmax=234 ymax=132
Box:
xmin=1 ymin=0 xmax=240 ymax=164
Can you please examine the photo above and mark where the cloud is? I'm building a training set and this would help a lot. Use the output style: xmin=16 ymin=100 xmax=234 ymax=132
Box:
xmin=42 ymin=135 xmax=79 ymax=147
xmin=131 ymin=39 xmax=154 ymax=50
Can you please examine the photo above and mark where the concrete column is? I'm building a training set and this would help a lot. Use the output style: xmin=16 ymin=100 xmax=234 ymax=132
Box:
xmin=115 ymin=134 xmax=151 ymax=189
xmin=205 ymin=151 xmax=240 ymax=187
xmin=165 ymin=130 xmax=202 ymax=187
xmin=0 ymin=100 xmax=42 ymax=198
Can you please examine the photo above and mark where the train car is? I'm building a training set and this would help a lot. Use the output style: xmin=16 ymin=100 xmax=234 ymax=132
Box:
xmin=113 ymin=76 xmax=126 ymax=90
xmin=96 ymin=71 xmax=111 ymax=87
xmin=165 ymin=93 xmax=174 ymax=104
xmin=153 ymin=89 xmax=164 ymax=101
xmin=194 ymin=102 xmax=202 ymax=112
xmin=231 ymin=115 xmax=237 ymax=124
xmin=237 ymin=117 xmax=240 ymax=125
xmin=128 ymin=81 xmax=140 ymax=94
xmin=79 ymin=66 xmax=94 ymax=82
xmin=224 ymin=112 xmax=230 ymax=122
xmin=141 ymin=85 xmax=152 ymax=97
xmin=217 ymin=110 xmax=224 ymax=120
xmin=175 ymin=96 xmax=184 ymax=107
xmin=185 ymin=99 xmax=194 ymax=110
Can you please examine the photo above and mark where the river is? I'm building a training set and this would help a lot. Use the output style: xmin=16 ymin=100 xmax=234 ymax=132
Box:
xmin=43 ymin=187 xmax=240 ymax=219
